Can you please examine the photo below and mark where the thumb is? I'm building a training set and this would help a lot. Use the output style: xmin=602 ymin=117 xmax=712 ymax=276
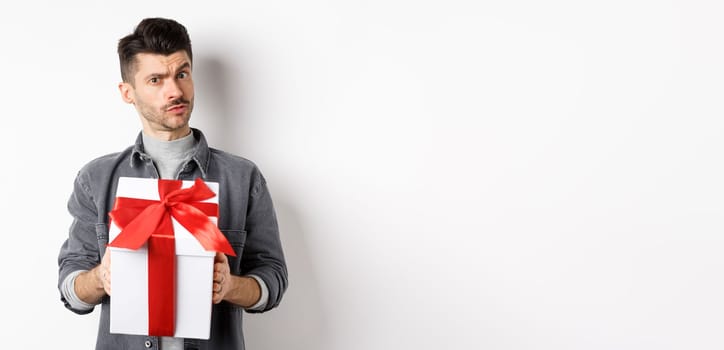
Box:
xmin=214 ymin=251 xmax=228 ymax=264
xmin=102 ymin=249 xmax=111 ymax=267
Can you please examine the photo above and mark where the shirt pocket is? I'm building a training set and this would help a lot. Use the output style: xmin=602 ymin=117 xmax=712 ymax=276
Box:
xmin=221 ymin=229 xmax=247 ymax=274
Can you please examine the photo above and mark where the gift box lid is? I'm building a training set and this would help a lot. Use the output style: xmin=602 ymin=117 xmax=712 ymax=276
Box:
xmin=108 ymin=177 xmax=220 ymax=257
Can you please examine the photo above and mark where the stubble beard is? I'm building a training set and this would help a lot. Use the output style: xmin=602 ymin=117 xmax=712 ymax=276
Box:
xmin=140 ymin=98 xmax=194 ymax=132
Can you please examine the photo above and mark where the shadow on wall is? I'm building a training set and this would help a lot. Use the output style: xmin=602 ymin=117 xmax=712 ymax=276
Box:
xmin=194 ymin=55 xmax=327 ymax=350
xmin=245 ymin=201 xmax=327 ymax=350
xmin=191 ymin=55 xmax=241 ymax=152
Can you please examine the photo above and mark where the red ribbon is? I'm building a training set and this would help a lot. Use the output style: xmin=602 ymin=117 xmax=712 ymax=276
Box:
xmin=108 ymin=178 xmax=235 ymax=336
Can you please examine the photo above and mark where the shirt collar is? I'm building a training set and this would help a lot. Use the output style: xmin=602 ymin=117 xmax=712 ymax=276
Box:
xmin=130 ymin=128 xmax=211 ymax=177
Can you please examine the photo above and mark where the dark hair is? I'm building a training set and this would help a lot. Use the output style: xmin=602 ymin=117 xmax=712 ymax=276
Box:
xmin=117 ymin=17 xmax=193 ymax=83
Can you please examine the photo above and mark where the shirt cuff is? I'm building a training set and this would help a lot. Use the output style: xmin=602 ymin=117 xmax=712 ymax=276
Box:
xmin=61 ymin=270 xmax=96 ymax=311
xmin=246 ymin=274 xmax=269 ymax=311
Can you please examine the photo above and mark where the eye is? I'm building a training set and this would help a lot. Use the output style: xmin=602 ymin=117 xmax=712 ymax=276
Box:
xmin=178 ymin=71 xmax=189 ymax=79
xmin=149 ymin=77 xmax=159 ymax=84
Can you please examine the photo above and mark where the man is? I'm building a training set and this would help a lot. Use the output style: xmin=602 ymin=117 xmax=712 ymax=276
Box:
xmin=57 ymin=17 xmax=288 ymax=350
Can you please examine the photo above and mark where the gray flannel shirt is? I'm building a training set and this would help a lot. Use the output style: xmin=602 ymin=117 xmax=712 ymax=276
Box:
xmin=57 ymin=128 xmax=288 ymax=350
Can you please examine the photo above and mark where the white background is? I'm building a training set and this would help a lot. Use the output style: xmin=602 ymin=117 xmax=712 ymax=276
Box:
xmin=1 ymin=1 xmax=723 ymax=349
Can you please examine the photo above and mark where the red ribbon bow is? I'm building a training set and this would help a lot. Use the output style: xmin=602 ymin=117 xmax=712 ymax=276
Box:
xmin=108 ymin=178 xmax=235 ymax=336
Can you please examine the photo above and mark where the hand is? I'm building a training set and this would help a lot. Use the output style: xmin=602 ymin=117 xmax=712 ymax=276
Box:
xmin=95 ymin=251 xmax=111 ymax=296
xmin=76 ymin=251 xmax=111 ymax=304
xmin=212 ymin=252 xmax=231 ymax=304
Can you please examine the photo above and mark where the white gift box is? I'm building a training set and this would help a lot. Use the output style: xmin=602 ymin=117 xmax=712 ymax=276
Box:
xmin=108 ymin=177 xmax=219 ymax=339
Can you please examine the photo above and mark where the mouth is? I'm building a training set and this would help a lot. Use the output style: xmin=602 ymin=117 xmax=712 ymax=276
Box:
xmin=166 ymin=104 xmax=188 ymax=113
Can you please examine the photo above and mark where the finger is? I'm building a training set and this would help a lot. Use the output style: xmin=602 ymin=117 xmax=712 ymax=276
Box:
xmin=213 ymin=271 xmax=225 ymax=283
xmin=104 ymin=273 xmax=112 ymax=295
xmin=101 ymin=250 xmax=111 ymax=267
xmin=214 ymin=252 xmax=228 ymax=264
xmin=213 ymin=264 xmax=229 ymax=279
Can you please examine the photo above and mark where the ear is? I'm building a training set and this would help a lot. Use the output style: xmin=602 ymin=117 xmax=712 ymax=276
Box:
xmin=118 ymin=82 xmax=135 ymax=104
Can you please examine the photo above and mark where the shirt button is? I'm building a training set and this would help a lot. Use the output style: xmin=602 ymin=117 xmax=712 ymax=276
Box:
xmin=144 ymin=340 xmax=152 ymax=348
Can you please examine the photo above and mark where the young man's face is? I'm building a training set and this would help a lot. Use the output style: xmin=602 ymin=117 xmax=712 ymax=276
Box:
xmin=119 ymin=50 xmax=194 ymax=140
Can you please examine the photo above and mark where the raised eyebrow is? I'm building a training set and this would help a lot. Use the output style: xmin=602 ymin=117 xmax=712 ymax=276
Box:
xmin=176 ymin=62 xmax=191 ymax=73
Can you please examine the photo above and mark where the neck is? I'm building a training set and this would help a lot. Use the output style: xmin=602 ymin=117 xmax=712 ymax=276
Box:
xmin=142 ymin=126 xmax=192 ymax=141
xmin=141 ymin=131 xmax=197 ymax=179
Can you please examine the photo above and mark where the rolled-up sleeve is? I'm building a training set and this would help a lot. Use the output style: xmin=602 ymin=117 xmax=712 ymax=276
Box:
xmin=57 ymin=171 xmax=102 ymax=314
xmin=240 ymin=170 xmax=288 ymax=313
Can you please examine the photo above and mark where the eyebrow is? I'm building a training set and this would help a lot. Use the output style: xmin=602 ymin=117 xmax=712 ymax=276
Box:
xmin=176 ymin=62 xmax=191 ymax=73
xmin=142 ymin=62 xmax=192 ymax=81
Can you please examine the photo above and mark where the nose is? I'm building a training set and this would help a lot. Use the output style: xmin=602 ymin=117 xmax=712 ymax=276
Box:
xmin=164 ymin=79 xmax=183 ymax=101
